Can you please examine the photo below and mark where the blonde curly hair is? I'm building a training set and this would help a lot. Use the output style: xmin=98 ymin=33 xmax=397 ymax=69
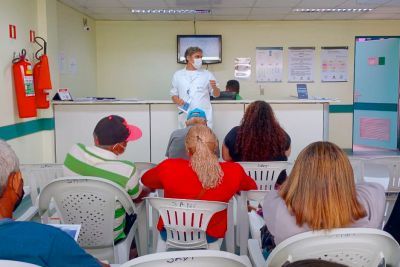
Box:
xmin=185 ymin=125 xmax=223 ymax=189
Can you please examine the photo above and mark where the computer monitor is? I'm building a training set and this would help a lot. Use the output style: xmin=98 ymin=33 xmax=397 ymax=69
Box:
xmin=210 ymin=91 xmax=237 ymax=100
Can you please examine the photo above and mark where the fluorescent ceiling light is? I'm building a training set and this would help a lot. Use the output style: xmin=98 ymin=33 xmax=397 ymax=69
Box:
xmin=131 ymin=9 xmax=211 ymax=15
xmin=293 ymin=8 xmax=373 ymax=13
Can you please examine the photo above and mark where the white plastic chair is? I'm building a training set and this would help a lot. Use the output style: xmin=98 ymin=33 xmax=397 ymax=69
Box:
xmin=0 ymin=260 xmax=41 ymax=267
xmin=17 ymin=164 xmax=64 ymax=221
xmin=146 ymin=197 xmax=228 ymax=251
xmin=120 ymin=250 xmax=252 ymax=267
xmin=348 ymin=157 xmax=365 ymax=183
xmin=364 ymin=157 xmax=400 ymax=226
xmin=135 ymin=162 xmax=156 ymax=177
xmin=38 ymin=176 xmax=138 ymax=264
xmin=248 ymin=228 xmax=400 ymax=267
xmin=132 ymin=162 xmax=156 ymax=256
xmin=237 ymin=161 xmax=290 ymax=255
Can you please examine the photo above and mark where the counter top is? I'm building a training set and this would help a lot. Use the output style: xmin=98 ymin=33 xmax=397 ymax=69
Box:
xmin=53 ymin=98 xmax=338 ymax=105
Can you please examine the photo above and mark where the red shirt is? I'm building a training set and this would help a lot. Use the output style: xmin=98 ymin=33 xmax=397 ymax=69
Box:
xmin=141 ymin=159 xmax=257 ymax=238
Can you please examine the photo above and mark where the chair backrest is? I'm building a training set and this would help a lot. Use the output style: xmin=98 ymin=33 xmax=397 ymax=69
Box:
xmin=266 ymin=228 xmax=400 ymax=267
xmin=146 ymin=197 xmax=227 ymax=250
xmin=238 ymin=162 xmax=289 ymax=190
xmin=120 ymin=250 xmax=252 ymax=267
xmin=364 ymin=157 xmax=400 ymax=226
xmin=364 ymin=157 xmax=400 ymax=192
xmin=38 ymin=176 xmax=135 ymax=248
xmin=0 ymin=260 xmax=41 ymax=267
xmin=20 ymin=164 xmax=64 ymax=205
xmin=246 ymin=190 xmax=268 ymax=207
xmin=348 ymin=157 xmax=365 ymax=183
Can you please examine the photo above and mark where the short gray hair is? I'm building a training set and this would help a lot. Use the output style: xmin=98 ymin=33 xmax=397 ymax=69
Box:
xmin=0 ymin=140 xmax=19 ymax=196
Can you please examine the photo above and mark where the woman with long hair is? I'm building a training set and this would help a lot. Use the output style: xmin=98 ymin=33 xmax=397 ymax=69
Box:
xmin=222 ymin=100 xmax=291 ymax=162
xmin=263 ymin=141 xmax=385 ymax=246
xmin=142 ymin=125 xmax=257 ymax=242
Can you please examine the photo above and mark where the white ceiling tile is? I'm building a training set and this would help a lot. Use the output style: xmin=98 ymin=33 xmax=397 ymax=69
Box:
xmin=284 ymin=13 xmax=323 ymax=20
xmin=173 ymin=14 xmax=213 ymax=20
xmin=382 ymin=0 xmax=400 ymax=6
xmin=296 ymin=0 xmax=348 ymax=8
xmin=94 ymin=14 xmax=141 ymax=20
xmin=373 ymin=7 xmax=400 ymax=12
xmin=357 ymin=12 xmax=400 ymax=18
xmin=337 ymin=0 xmax=386 ymax=8
xmin=136 ymin=14 xmax=177 ymax=20
xmin=164 ymin=0 xmax=212 ymax=8
xmin=254 ymin=0 xmax=302 ymax=8
xmin=250 ymin=7 xmax=292 ymax=15
xmin=317 ymin=12 xmax=360 ymax=19
xmin=90 ymin=7 xmax=131 ymax=14
xmin=119 ymin=0 xmax=168 ymax=8
xmin=211 ymin=7 xmax=251 ymax=16
xmin=211 ymin=0 xmax=256 ymax=8
xmin=211 ymin=15 xmax=250 ymax=20
xmin=75 ymin=0 xmax=124 ymax=8
xmin=247 ymin=14 xmax=287 ymax=20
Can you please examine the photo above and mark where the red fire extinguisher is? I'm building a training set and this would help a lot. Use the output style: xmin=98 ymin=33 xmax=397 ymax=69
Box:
xmin=12 ymin=49 xmax=37 ymax=118
xmin=33 ymin=37 xmax=52 ymax=109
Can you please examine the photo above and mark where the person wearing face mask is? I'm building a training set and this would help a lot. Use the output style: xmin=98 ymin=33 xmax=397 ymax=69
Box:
xmin=64 ymin=115 xmax=149 ymax=244
xmin=170 ymin=46 xmax=220 ymax=129
xmin=0 ymin=139 xmax=109 ymax=267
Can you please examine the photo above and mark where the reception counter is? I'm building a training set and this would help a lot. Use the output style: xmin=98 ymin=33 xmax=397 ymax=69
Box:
xmin=53 ymin=99 xmax=334 ymax=164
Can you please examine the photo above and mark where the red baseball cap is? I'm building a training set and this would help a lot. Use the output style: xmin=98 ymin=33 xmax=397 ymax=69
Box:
xmin=93 ymin=115 xmax=142 ymax=145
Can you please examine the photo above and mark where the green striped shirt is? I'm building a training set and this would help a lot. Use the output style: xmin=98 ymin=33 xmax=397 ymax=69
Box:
xmin=63 ymin=143 xmax=141 ymax=241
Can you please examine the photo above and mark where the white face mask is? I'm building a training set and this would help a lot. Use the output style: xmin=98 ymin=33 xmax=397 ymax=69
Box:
xmin=192 ymin=58 xmax=202 ymax=70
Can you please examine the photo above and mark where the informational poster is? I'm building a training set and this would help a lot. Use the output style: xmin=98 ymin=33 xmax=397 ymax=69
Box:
xmin=234 ymin=57 xmax=251 ymax=79
xmin=288 ymin=47 xmax=315 ymax=82
xmin=256 ymin=47 xmax=283 ymax=82
xmin=321 ymin=46 xmax=348 ymax=82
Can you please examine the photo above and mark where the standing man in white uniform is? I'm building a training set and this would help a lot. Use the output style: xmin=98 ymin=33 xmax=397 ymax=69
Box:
xmin=170 ymin=47 xmax=220 ymax=129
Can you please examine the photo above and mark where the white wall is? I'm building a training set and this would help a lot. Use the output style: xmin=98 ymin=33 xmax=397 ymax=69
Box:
xmin=0 ymin=0 xmax=97 ymax=163
xmin=95 ymin=20 xmax=400 ymax=148
xmin=57 ymin=2 xmax=97 ymax=98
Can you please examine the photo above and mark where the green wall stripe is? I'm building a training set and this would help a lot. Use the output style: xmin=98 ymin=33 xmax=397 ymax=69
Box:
xmin=0 ymin=118 xmax=55 ymax=141
xmin=354 ymin=103 xmax=398 ymax=112
xmin=329 ymin=105 xmax=353 ymax=113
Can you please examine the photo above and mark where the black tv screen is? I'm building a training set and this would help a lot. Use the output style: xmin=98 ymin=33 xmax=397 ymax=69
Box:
xmin=177 ymin=35 xmax=222 ymax=64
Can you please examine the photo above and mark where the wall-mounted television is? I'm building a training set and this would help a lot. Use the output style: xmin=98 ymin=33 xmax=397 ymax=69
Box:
xmin=177 ymin=35 xmax=222 ymax=64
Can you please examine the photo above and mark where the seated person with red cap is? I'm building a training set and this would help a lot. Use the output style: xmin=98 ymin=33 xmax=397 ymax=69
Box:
xmin=64 ymin=115 xmax=146 ymax=243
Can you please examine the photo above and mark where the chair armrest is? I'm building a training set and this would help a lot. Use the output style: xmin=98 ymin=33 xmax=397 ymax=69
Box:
xmin=248 ymin=239 xmax=266 ymax=267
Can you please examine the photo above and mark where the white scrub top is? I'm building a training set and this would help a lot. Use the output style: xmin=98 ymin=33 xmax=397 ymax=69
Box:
xmin=170 ymin=68 xmax=217 ymax=128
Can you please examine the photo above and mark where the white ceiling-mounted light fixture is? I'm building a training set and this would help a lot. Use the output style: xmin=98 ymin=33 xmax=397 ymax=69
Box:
xmin=293 ymin=8 xmax=373 ymax=13
xmin=131 ymin=9 xmax=211 ymax=15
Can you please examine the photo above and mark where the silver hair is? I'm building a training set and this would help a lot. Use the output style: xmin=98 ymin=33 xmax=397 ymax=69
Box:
xmin=0 ymin=140 xmax=19 ymax=196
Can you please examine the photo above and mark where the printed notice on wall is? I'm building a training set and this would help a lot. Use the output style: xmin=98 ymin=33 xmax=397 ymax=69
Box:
xmin=256 ymin=47 xmax=283 ymax=82
xmin=288 ymin=47 xmax=315 ymax=82
xmin=234 ymin=57 xmax=251 ymax=79
xmin=321 ymin=47 xmax=348 ymax=82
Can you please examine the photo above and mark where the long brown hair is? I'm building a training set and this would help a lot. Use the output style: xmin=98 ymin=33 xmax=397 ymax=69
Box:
xmin=236 ymin=101 xmax=287 ymax=161
xmin=185 ymin=125 xmax=223 ymax=189
xmin=280 ymin=141 xmax=366 ymax=230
